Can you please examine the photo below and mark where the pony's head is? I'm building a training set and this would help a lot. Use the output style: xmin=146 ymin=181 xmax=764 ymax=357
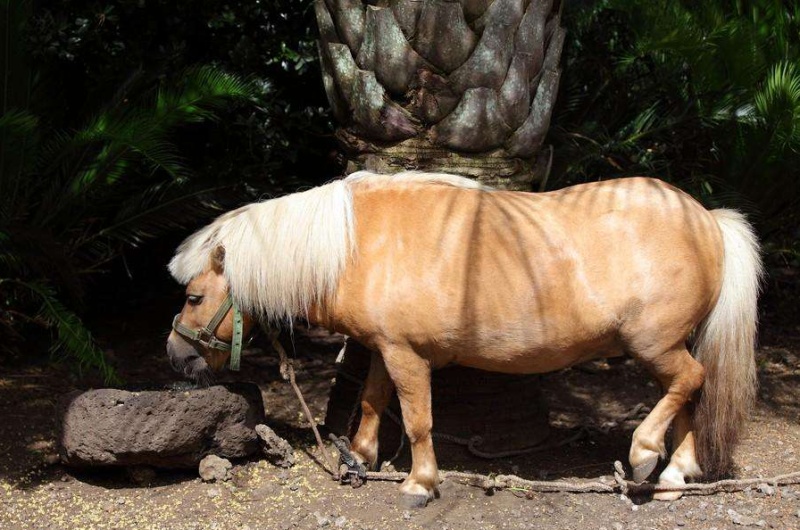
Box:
xmin=166 ymin=245 xmax=256 ymax=381
xmin=164 ymin=180 xmax=356 ymax=380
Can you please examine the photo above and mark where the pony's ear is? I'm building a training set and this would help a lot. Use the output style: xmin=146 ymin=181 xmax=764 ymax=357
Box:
xmin=210 ymin=245 xmax=226 ymax=273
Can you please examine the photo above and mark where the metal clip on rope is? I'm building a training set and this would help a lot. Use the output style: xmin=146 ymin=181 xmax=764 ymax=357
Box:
xmin=329 ymin=434 xmax=367 ymax=488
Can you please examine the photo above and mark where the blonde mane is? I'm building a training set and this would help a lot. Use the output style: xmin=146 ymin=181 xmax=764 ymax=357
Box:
xmin=168 ymin=171 xmax=488 ymax=321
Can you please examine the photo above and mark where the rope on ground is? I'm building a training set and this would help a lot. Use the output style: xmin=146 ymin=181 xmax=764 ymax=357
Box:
xmin=361 ymin=465 xmax=800 ymax=497
xmin=270 ymin=332 xmax=338 ymax=478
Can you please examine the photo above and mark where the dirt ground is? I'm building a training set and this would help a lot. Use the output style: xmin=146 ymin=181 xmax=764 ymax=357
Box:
xmin=1 ymin=297 xmax=799 ymax=530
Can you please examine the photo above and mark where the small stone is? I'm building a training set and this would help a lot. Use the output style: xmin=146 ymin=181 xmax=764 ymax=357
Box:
xmin=255 ymin=424 xmax=295 ymax=468
xmin=334 ymin=516 xmax=347 ymax=528
xmin=757 ymin=483 xmax=774 ymax=496
xmin=116 ymin=497 xmax=126 ymax=505
xmin=207 ymin=487 xmax=221 ymax=498
xmin=668 ymin=503 xmax=678 ymax=512
xmin=728 ymin=509 xmax=766 ymax=527
xmin=675 ymin=519 xmax=686 ymax=526
xmin=403 ymin=511 xmax=412 ymax=521
xmin=289 ymin=483 xmax=300 ymax=491
xmin=199 ymin=455 xmax=232 ymax=483
xmin=612 ymin=523 xmax=624 ymax=530
xmin=314 ymin=512 xmax=330 ymax=527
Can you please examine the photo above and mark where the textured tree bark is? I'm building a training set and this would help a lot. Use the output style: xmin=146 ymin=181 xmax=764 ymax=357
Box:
xmin=315 ymin=0 xmax=564 ymax=190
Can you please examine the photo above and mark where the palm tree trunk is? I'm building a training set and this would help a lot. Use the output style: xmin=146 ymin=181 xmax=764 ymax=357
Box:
xmin=315 ymin=0 xmax=564 ymax=190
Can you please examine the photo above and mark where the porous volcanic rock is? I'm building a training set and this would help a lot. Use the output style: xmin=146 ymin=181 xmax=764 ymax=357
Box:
xmin=198 ymin=455 xmax=232 ymax=482
xmin=255 ymin=424 xmax=295 ymax=468
xmin=58 ymin=383 xmax=264 ymax=468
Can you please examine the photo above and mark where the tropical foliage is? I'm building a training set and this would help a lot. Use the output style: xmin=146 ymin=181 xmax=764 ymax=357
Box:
xmin=1 ymin=1 xmax=260 ymax=381
xmin=24 ymin=0 xmax=336 ymax=187
xmin=0 ymin=67 xmax=260 ymax=380
xmin=553 ymin=0 xmax=800 ymax=244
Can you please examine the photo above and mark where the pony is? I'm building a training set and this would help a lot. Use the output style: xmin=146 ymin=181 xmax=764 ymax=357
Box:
xmin=166 ymin=171 xmax=762 ymax=507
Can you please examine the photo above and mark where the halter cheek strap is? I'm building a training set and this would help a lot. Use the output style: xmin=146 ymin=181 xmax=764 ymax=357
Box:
xmin=172 ymin=293 xmax=245 ymax=371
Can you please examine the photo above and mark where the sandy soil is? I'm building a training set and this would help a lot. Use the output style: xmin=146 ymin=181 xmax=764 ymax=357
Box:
xmin=0 ymin=304 xmax=799 ymax=530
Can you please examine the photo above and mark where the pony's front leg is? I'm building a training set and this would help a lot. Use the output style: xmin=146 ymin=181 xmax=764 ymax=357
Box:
xmin=350 ymin=350 xmax=395 ymax=469
xmin=382 ymin=346 xmax=438 ymax=508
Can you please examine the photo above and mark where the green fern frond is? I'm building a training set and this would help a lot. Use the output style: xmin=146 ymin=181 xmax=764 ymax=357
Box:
xmin=3 ymin=280 xmax=119 ymax=384
xmin=154 ymin=65 xmax=258 ymax=126
xmin=85 ymin=181 xmax=226 ymax=250
xmin=753 ymin=61 xmax=800 ymax=150
xmin=0 ymin=108 xmax=38 ymax=134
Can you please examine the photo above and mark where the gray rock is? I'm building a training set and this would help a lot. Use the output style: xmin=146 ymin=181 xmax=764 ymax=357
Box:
xmin=757 ymin=483 xmax=775 ymax=496
xmin=255 ymin=424 xmax=295 ymax=468
xmin=314 ymin=512 xmax=331 ymax=527
xmin=728 ymin=509 xmax=766 ymax=527
xmin=58 ymin=383 xmax=264 ymax=468
xmin=207 ymin=487 xmax=221 ymax=498
xmin=199 ymin=455 xmax=232 ymax=482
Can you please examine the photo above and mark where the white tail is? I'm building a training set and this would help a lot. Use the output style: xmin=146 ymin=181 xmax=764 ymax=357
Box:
xmin=693 ymin=209 xmax=763 ymax=478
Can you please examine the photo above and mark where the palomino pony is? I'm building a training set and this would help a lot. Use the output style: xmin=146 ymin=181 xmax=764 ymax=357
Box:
xmin=166 ymin=171 xmax=762 ymax=506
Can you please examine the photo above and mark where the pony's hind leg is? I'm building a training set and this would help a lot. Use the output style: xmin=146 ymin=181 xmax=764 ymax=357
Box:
xmin=653 ymin=406 xmax=703 ymax=501
xmin=350 ymin=350 xmax=395 ymax=469
xmin=628 ymin=346 xmax=704 ymax=488
xmin=380 ymin=346 xmax=438 ymax=508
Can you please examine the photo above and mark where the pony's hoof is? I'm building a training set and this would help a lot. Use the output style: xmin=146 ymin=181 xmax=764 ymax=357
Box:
xmin=653 ymin=488 xmax=684 ymax=502
xmin=653 ymin=467 xmax=686 ymax=501
xmin=399 ymin=493 xmax=430 ymax=509
xmin=632 ymin=453 xmax=659 ymax=484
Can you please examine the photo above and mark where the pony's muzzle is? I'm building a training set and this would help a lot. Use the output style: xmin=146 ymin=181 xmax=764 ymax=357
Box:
xmin=166 ymin=334 xmax=209 ymax=381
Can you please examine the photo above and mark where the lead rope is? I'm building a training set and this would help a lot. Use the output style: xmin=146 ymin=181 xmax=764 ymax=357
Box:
xmin=268 ymin=330 xmax=338 ymax=478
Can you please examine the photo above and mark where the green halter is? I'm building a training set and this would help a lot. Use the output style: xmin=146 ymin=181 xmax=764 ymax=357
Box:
xmin=172 ymin=293 xmax=245 ymax=371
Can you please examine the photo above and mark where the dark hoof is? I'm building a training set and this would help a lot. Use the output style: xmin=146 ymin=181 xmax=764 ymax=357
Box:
xmin=632 ymin=455 xmax=659 ymax=484
xmin=399 ymin=493 xmax=430 ymax=509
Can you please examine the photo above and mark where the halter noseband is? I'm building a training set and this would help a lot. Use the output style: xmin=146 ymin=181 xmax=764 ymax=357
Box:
xmin=172 ymin=293 xmax=245 ymax=371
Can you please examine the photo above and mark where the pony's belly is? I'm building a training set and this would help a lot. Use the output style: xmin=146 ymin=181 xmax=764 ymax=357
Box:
xmin=439 ymin=341 xmax=624 ymax=375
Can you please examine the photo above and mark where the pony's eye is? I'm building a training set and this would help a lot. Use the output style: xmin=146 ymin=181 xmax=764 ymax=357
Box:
xmin=186 ymin=295 xmax=203 ymax=306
